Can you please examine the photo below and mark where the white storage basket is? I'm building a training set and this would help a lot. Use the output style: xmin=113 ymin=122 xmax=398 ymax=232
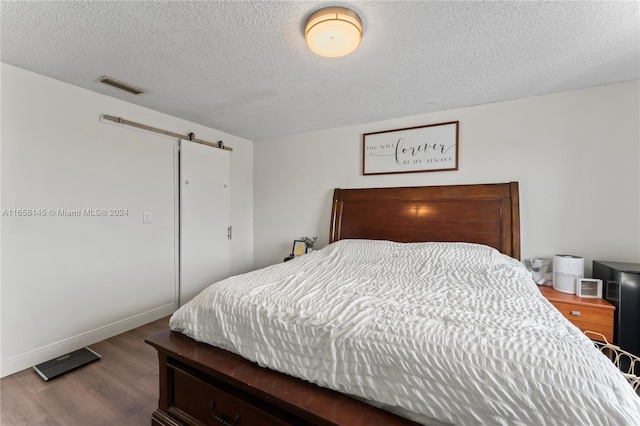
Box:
xmin=584 ymin=331 xmax=640 ymax=392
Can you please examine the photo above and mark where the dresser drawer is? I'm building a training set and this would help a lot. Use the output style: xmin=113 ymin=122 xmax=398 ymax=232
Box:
xmin=550 ymin=301 xmax=613 ymax=342
xmin=168 ymin=365 xmax=293 ymax=426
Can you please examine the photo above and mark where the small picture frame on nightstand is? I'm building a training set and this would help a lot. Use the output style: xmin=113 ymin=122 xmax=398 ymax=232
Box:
xmin=576 ymin=278 xmax=603 ymax=298
xmin=292 ymin=240 xmax=308 ymax=257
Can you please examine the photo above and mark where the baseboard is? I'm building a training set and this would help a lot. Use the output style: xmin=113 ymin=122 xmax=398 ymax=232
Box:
xmin=0 ymin=303 xmax=175 ymax=378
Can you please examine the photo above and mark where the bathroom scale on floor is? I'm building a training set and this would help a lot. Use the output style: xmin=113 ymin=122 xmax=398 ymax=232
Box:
xmin=33 ymin=347 xmax=101 ymax=381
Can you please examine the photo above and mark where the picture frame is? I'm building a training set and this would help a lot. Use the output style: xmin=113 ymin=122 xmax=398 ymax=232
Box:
xmin=292 ymin=240 xmax=308 ymax=257
xmin=362 ymin=121 xmax=459 ymax=175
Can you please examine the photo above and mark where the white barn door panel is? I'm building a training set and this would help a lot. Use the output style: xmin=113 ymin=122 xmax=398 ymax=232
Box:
xmin=179 ymin=139 xmax=230 ymax=305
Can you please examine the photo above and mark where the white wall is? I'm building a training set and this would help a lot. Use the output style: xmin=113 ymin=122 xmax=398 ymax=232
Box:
xmin=254 ymin=81 xmax=640 ymax=272
xmin=0 ymin=63 xmax=253 ymax=376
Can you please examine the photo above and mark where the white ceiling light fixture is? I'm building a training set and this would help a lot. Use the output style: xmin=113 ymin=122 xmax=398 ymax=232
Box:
xmin=305 ymin=7 xmax=363 ymax=58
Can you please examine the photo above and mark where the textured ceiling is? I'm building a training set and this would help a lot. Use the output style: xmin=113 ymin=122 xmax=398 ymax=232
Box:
xmin=2 ymin=1 xmax=638 ymax=141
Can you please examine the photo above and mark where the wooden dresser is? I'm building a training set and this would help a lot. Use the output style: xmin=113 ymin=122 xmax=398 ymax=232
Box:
xmin=539 ymin=286 xmax=615 ymax=342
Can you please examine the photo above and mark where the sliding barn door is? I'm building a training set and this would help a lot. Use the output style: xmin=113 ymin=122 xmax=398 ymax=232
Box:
xmin=179 ymin=139 xmax=230 ymax=305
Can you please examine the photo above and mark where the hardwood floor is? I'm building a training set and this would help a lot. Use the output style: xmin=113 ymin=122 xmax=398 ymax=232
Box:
xmin=0 ymin=316 xmax=169 ymax=425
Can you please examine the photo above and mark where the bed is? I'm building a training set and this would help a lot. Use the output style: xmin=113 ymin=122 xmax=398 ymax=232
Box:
xmin=146 ymin=182 xmax=640 ymax=426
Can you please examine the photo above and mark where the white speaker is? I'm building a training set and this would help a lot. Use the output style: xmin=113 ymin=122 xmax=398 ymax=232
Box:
xmin=553 ymin=255 xmax=584 ymax=294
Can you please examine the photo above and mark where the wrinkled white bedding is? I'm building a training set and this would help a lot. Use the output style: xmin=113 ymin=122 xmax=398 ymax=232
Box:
xmin=170 ymin=240 xmax=640 ymax=425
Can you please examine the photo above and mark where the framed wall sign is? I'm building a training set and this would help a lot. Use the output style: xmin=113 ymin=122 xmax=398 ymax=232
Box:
xmin=363 ymin=121 xmax=459 ymax=175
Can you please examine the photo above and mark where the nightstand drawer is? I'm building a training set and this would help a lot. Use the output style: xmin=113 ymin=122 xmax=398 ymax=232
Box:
xmin=550 ymin=301 xmax=613 ymax=341
xmin=538 ymin=286 xmax=615 ymax=342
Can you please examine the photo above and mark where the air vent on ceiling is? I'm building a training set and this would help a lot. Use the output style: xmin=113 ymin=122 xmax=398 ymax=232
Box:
xmin=97 ymin=76 xmax=146 ymax=95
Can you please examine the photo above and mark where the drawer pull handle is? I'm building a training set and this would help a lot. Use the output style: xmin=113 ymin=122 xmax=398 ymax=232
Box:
xmin=571 ymin=311 xmax=581 ymax=316
xmin=210 ymin=400 xmax=241 ymax=426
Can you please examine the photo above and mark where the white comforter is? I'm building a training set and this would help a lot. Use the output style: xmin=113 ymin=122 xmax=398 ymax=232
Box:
xmin=170 ymin=240 xmax=640 ymax=425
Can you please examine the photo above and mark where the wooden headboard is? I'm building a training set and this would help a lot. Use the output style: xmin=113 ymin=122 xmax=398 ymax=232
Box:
xmin=330 ymin=182 xmax=520 ymax=259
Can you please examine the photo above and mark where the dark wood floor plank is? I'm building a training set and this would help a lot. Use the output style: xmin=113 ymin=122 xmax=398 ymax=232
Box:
xmin=0 ymin=375 xmax=50 ymax=425
xmin=137 ymin=369 xmax=160 ymax=395
xmin=120 ymin=400 xmax=158 ymax=426
xmin=0 ymin=316 xmax=170 ymax=426
xmin=29 ymin=417 xmax=63 ymax=426
xmin=13 ymin=366 xmax=73 ymax=395
xmin=70 ymin=362 xmax=156 ymax=419
xmin=90 ymin=340 xmax=156 ymax=381
xmin=36 ymin=376 xmax=121 ymax=425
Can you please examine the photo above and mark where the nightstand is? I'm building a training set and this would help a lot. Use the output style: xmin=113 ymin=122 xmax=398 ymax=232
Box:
xmin=539 ymin=286 xmax=615 ymax=342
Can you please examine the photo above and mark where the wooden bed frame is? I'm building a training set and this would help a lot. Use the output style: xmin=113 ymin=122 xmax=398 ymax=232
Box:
xmin=146 ymin=182 xmax=520 ymax=426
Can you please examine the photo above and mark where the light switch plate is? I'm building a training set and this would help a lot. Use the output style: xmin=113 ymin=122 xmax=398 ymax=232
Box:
xmin=143 ymin=211 xmax=152 ymax=224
